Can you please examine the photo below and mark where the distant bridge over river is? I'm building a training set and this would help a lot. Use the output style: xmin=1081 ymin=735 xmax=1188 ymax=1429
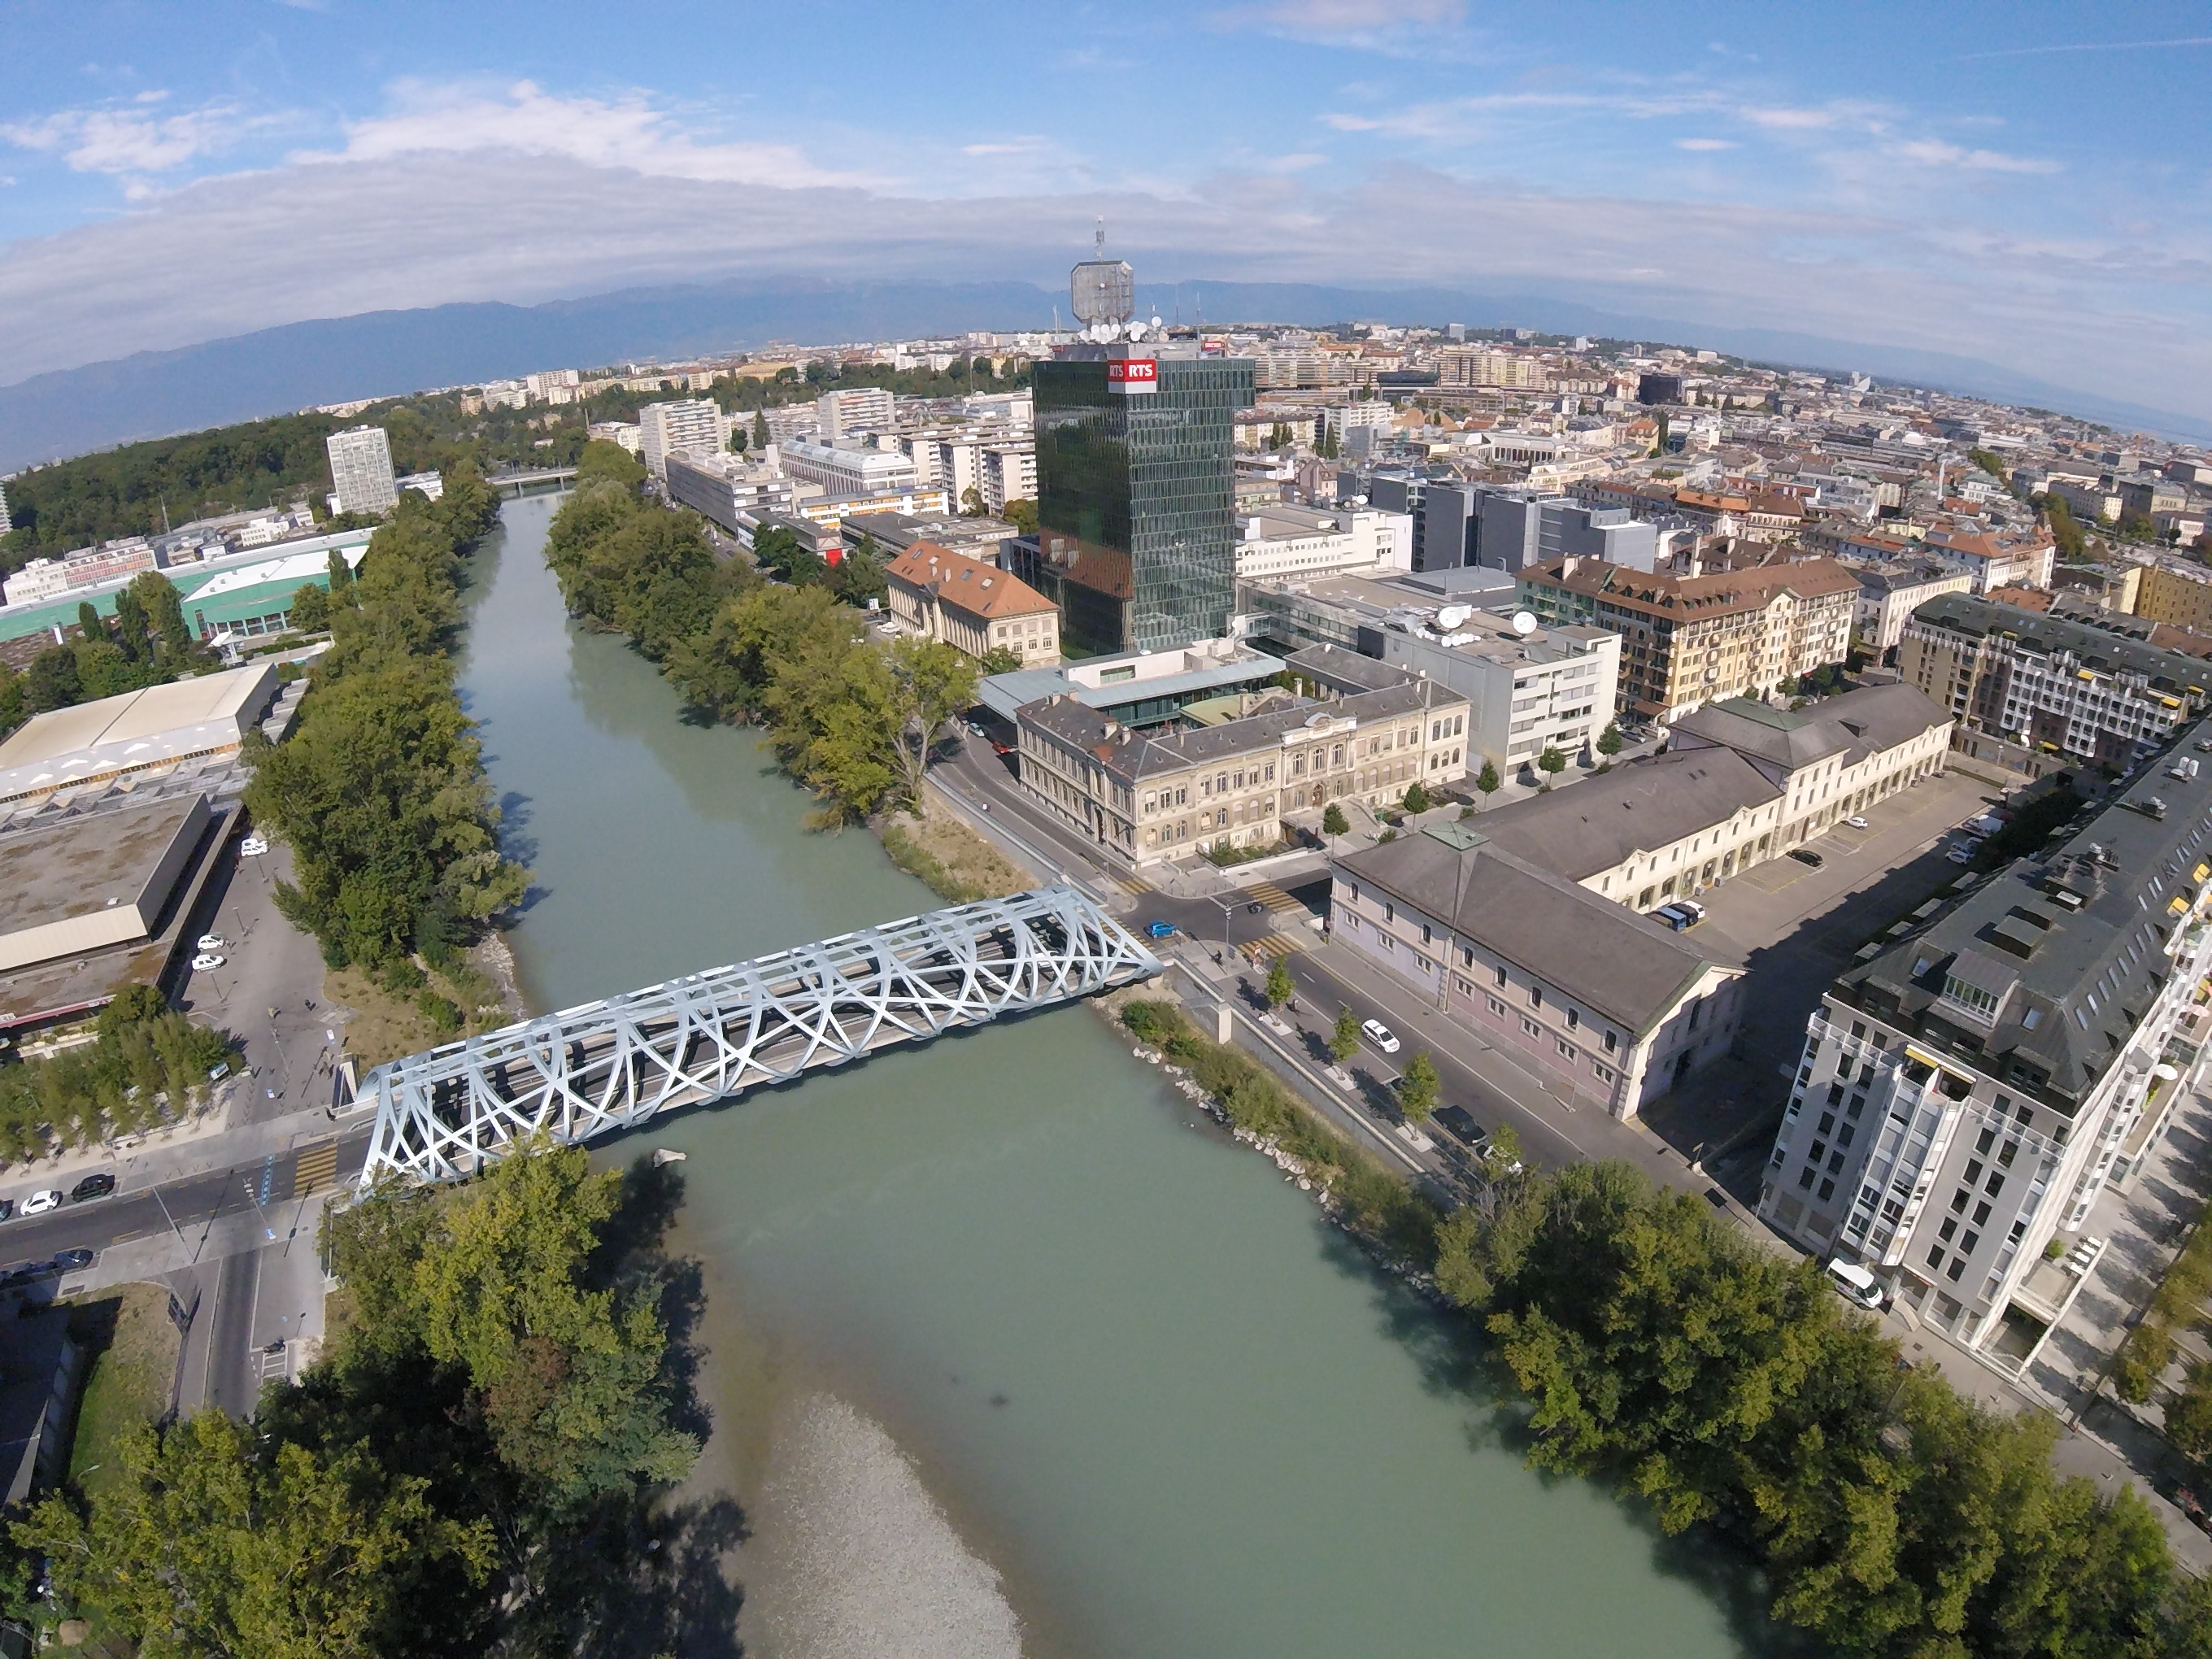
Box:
xmin=359 ymin=886 xmax=1161 ymax=1184
xmin=488 ymin=466 xmax=577 ymax=495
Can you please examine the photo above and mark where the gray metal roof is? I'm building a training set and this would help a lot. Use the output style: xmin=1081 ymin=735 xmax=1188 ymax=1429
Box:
xmin=1835 ymin=720 xmax=2212 ymax=1117
xmin=1470 ymin=747 xmax=1783 ymax=880
xmin=1910 ymin=593 xmax=2212 ymax=691
xmin=1336 ymin=825 xmax=1743 ymax=1035
xmin=1670 ymin=682 xmax=1948 ymax=775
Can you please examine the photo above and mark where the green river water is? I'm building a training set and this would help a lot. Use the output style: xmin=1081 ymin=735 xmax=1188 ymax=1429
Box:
xmin=456 ymin=494 xmax=1780 ymax=1657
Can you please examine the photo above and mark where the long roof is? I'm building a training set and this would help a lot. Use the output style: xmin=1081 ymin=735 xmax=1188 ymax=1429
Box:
xmin=1471 ymin=747 xmax=1781 ymax=879
xmin=1521 ymin=554 xmax=1860 ymax=620
xmin=1670 ymin=681 xmax=1948 ymax=773
xmin=1909 ymin=592 xmax=2211 ymax=691
xmin=1337 ymin=823 xmax=1743 ymax=1035
xmin=1834 ymin=720 xmax=2212 ymax=1117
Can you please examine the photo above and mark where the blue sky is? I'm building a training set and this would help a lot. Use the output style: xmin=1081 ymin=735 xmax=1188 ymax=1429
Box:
xmin=2 ymin=0 xmax=2210 ymax=417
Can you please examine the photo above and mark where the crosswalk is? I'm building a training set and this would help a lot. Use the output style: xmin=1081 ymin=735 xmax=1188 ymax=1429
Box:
xmin=1241 ymin=878 xmax=1313 ymax=961
xmin=291 ymin=1140 xmax=339 ymax=1196
xmin=1100 ymin=869 xmax=1152 ymax=900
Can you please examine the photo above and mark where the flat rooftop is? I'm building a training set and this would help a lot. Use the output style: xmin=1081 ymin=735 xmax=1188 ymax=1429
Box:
xmin=978 ymin=640 xmax=1281 ymax=724
xmin=0 ymin=795 xmax=207 ymax=936
xmin=0 ymin=661 xmax=276 ymax=801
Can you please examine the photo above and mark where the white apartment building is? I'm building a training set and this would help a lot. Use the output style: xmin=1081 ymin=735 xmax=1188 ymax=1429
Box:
xmin=981 ymin=443 xmax=1036 ymax=514
xmin=1760 ymin=747 xmax=2212 ymax=1352
xmin=639 ymin=400 xmax=732 ymax=479
xmin=664 ymin=451 xmax=800 ymax=535
xmin=325 ymin=426 xmax=398 ymax=516
xmin=587 ymin=421 xmax=642 ymax=455
xmin=1234 ymin=505 xmax=1412 ymax=582
xmin=777 ymin=437 xmax=922 ymax=497
xmin=819 ymin=385 xmax=895 ymax=440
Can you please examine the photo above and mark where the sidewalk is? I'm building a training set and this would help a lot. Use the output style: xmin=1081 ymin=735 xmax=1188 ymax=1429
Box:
xmin=1 ymin=1099 xmax=353 ymax=1214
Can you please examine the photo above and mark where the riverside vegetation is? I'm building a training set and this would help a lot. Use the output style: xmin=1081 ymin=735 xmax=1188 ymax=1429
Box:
xmin=544 ymin=442 xmax=989 ymax=860
xmin=242 ymin=463 xmax=528 ymax=989
xmin=1121 ymin=991 xmax=2212 ymax=1657
xmin=8 ymin=1140 xmax=721 ymax=1656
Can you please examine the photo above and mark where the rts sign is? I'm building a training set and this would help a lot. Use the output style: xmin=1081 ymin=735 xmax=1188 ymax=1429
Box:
xmin=1106 ymin=357 xmax=1158 ymax=394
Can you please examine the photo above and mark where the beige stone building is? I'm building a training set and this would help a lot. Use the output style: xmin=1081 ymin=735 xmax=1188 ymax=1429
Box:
xmin=1517 ymin=555 xmax=1860 ymax=722
xmin=1016 ymin=648 xmax=1471 ymax=866
xmin=1471 ymin=682 xmax=1952 ymax=912
xmin=883 ymin=542 xmax=1060 ymax=666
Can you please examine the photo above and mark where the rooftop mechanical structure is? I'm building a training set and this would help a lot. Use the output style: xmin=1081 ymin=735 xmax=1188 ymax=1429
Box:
xmin=1071 ymin=219 xmax=1134 ymax=337
xmin=359 ymin=884 xmax=1162 ymax=1185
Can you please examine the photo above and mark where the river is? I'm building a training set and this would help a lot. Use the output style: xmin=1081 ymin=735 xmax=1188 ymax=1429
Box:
xmin=455 ymin=493 xmax=1781 ymax=1657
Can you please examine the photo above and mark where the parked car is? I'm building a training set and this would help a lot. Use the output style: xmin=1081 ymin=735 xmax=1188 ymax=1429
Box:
xmin=191 ymin=952 xmax=225 ymax=972
xmin=1146 ymin=921 xmax=1178 ymax=938
xmin=1652 ymin=904 xmax=1696 ymax=931
xmin=196 ymin=933 xmax=227 ymax=951
xmin=1360 ymin=1017 xmax=1401 ymax=1055
xmin=0 ymin=1198 xmax=11 ymax=1221
xmin=1946 ymin=844 xmax=1976 ymax=864
xmin=239 ymin=836 xmax=271 ymax=856
xmin=1844 ymin=814 xmax=1869 ymax=830
xmin=69 ymin=1173 xmax=115 ymax=1203
xmin=20 ymin=1191 xmax=61 ymax=1217
xmin=1433 ymin=1104 xmax=1484 ymax=1145
xmin=50 ymin=1248 xmax=94 ymax=1272
xmin=1787 ymin=848 xmax=1825 ymax=869
xmin=1826 ymin=1258 xmax=1888 ymax=1311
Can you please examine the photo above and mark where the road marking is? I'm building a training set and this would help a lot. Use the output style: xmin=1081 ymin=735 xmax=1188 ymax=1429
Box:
xmin=1244 ymin=880 xmax=1305 ymax=917
xmin=292 ymin=1142 xmax=339 ymax=1195
xmin=1244 ymin=932 xmax=1305 ymax=961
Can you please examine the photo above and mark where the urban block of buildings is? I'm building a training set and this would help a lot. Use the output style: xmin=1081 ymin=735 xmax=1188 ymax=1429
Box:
xmin=1760 ymin=731 xmax=2212 ymax=1352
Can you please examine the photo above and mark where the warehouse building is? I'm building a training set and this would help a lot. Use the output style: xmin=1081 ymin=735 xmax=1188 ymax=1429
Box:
xmin=0 ymin=661 xmax=280 ymax=806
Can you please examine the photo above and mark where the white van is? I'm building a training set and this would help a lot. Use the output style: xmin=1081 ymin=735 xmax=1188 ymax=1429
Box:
xmin=1825 ymin=1259 xmax=1887 ymax=1311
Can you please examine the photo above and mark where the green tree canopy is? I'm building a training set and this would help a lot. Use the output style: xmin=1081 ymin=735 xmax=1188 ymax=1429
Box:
xmin=1474 ymin=760 xmax=1501 ymax=801
xmin=1398 ymin=1051 xmax=1439 ymax=1123
xmin=1330 ymin=1007 xmax=1360 ymax=1065
xmin=1264 ymin=958 xmax=1295 ymax=1010
xmin=1596 ymin=723 xmax=1622 ymax=757
xmin=1322 ymin=802 xmax=1349 ymax=838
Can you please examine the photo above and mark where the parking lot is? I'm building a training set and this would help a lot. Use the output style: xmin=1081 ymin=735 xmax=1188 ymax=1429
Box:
xmin=1639 ymin=766 xmax=2007 ymax=1178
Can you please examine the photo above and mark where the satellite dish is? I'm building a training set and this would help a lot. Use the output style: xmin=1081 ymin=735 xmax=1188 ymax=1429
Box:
xmin=1435 ymin=605 xmax=1472 ymax=631
xmin=1513 ymin=611 xmax=1539 ymax=636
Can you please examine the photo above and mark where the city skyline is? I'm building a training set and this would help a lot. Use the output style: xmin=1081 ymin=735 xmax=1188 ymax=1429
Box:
xmin=2 ymin=2 xmax=2210 ymax=419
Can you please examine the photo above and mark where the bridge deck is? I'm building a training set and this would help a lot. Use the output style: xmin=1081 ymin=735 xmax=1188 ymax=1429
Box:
xmin=361 ymin=884 xmax=1160 ymax=1184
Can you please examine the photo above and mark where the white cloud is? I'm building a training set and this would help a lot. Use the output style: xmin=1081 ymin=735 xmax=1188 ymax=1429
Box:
xmin=1211 ymin=0 xmax=1468 ymax=52
xmin=963 ymin=139 xmax=1047 ymax=157
xmin=1676 ymin=138 xmax=1736 ymax=152
xmin=0 ymin=94 xmax=273 ymax=176
xmin=1892 ymin=139 xmax=2062 ymax=175
xmin=293 ymin=80 xmax=877 ymax=190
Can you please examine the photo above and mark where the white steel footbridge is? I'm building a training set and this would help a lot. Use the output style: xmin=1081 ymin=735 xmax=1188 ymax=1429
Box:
xmin=359 ymin=884 xmax=1161 ymax=1185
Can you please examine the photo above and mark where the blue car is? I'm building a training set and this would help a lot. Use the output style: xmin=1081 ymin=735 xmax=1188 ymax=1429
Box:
xmin=1146 ymin=921 xmax=1178 ymax=938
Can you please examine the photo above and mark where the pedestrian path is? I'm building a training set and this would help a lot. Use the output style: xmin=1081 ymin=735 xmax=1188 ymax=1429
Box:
xmin=291 ymin=1140 xmax=341 ymax=1196
xmin=1245 ymin=932 xmax=1306 ymax=961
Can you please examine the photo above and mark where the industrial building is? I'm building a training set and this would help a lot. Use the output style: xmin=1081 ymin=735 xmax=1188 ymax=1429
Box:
xmin=0 ymin=661 xmax=280 ymax=806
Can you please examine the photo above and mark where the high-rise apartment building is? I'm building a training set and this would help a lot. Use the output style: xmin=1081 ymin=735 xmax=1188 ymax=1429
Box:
xmin=1758 ymin=747 xmax=2212 ymax=1352
xmin=1023 ymin=342 xmax=1252 ymax=654
xmin=325 ymin=426 xmax=398 ymax=517
xmin=638 ymin=399 xmax=731 ymax=479
xmin=0 ymin=481 xmax=11 ymax=536
xmin=818 ymin=385 xmax=895 ymax=441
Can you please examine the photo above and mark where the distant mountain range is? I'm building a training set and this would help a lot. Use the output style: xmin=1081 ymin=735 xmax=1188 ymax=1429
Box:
xmin=2 ymin=276 xmax=2205 ymax=475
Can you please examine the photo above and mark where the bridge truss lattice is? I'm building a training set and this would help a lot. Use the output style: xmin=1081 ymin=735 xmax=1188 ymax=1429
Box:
xmin=360 ymin=884 xmax=1160 ymax=1185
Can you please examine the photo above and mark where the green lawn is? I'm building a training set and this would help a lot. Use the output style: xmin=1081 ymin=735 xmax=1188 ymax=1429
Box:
xmin=67 ymin=1283 xmax=179 ymax=1503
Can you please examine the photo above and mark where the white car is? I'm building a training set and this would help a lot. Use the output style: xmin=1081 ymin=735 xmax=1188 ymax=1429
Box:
xmin=239 ymin=836 xmax=270 ymax=856
xmin=20 ymin=1190 xmax=61 ymax=1217
xmin=1945 ymin=844 xmax=1975 ymax=864
xmin=191 ymin=952 xmax=225 ymax=972
xmin=196 ymin=933 xmax=227 ymax=951
xmin=1826 ymin=1259 xmax=1888 ymax=1311
xmin=1360 ymin=1017 xmax=1401 ymax=1055
xmin=1844 ymin=814 xmax=1869 ymax=830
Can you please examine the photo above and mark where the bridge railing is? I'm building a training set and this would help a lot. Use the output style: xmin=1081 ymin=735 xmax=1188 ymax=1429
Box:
xmin=360 ymin=884 xmax=1160 ymax=1185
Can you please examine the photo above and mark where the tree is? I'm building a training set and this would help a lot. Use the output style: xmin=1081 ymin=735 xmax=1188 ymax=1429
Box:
xmin=1596 ymin=723 xmax=1623 ymax=758
xmin=751 ymin=410 xmax=771 ymax=451
xmin=1264 ymin=958 xmax=1295 ymax=1010
xmin=0 ymin=664 xmax=23 ymax=740
xmin=22 ymin=645 xmax=81 ymax=712
xmin=1398 ymin=1051 xmax=1440 ymax=1123
xmin=960 ymin=486 xmax=986 ymax=517
xmin=14 ymin=1412 xmax=492 ymax=1657
xmin=2041 ymin=492 xmax=2086 ymax=559
xmin=729 ymin=424 xmax=748 ymax=454
xmin=1968 ymin=447 xmax=2008 ymax=481
xmin=1322 ymin=802 xmax=1349 ymax=842
xmin=1403 ymin=780 xmax=1430 ymax=813
xmin=1330 ymin=1007 xmax=1360 ymax=1065
xmin=574 ymin=438 xmax=645 ymax=490
xmin=325 ymin=546 xmax=355 ymax=605
xmin=1535 ymin=746 xmax=1566 ymax=787
xmin=979 ymin=645 xmax=1023 ymax=675
xmin=112 ymin=583 xmax=151 ymax=663
xmin=288 ymin=581 xmax=332 ymax=634
xmin=1473 ymin=760 xmax=1500 ymax=806
xmin=884 ymin=635 xmax=980 ymax=812
xmin=1002 ymin=498 xmax=1038 ymax=536
xmin=77 ymin=600 xmax=106 ymax=646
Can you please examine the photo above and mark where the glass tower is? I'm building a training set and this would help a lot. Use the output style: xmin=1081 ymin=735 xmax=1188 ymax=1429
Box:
xmin=1027 ymin=347 xmax=1252 ymax=655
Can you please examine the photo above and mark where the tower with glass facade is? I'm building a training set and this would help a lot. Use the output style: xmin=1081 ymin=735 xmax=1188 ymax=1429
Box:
xmin=1026 ymin=343 xmax=1252 ymax=655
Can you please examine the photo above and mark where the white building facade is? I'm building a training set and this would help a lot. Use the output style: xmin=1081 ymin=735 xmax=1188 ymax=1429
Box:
xmin=326 ymin=426 xmax=398 ymax=516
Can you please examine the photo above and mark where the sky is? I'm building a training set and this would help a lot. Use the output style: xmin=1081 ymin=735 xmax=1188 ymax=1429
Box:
xmin=2 ymin=0 xmax=2210 ymax=418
